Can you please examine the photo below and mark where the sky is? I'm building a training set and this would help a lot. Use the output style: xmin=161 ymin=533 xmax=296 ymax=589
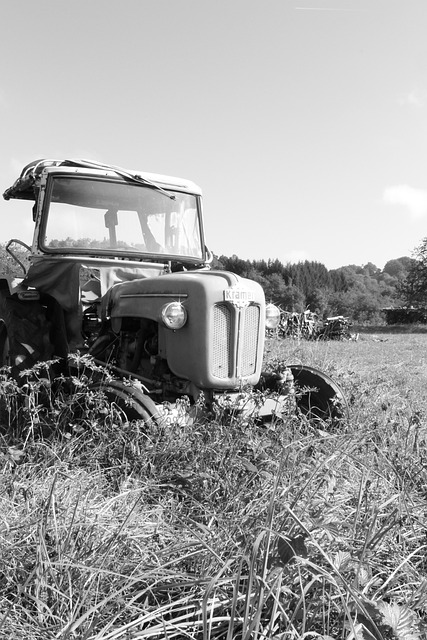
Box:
xmin=1 ymin=0 xmax=427 ymax=270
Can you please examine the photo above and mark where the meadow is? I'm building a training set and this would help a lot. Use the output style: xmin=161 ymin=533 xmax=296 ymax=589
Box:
xmin=1 ymin=330 xmax=427 ymax=639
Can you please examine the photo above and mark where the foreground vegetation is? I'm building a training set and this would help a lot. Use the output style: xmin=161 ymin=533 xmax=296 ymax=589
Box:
xmin=1 ymin=333 xmax=427 ymax=639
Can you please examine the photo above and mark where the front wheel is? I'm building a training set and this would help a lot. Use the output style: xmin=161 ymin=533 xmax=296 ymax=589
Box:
xmin=64 ymin=377 xmax=162 ymax=428
xmin=89 ymin=380 xmax=161 ymax=424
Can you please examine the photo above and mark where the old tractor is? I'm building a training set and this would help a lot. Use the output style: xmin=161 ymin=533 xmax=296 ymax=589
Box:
xmin=1 ymin=159 xmax=346 ymax=424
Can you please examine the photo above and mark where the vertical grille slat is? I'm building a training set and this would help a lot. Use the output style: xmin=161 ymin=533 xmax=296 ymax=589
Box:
xmin=241 ymin=305 xmax=260 ymax=376
xmin=212 ymin=304 xmax=232 ymax=378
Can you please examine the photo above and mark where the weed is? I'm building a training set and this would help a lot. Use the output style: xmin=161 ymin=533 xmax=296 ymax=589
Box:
xmin=1 ymin=337 xmax=427 ymax=638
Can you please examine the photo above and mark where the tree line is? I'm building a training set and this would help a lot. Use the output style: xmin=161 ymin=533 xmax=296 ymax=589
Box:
xmin=214 ymin=254 xmax=415 ymax=323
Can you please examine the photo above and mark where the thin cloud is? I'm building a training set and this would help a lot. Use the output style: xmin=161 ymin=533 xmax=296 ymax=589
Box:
xmin=294 ymin=0 xmax=362 ymax=11
xmin=383 ymin=184 xmax=427 ymax=218
xmin=286 ymin=250 xmax=310 ymax=263
xmin=295 ymin=7 xmax=360 ymax=10
xmin=398 ymin=89 xmax=426 ymax=108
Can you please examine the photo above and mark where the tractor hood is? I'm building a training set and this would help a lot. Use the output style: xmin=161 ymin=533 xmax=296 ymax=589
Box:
xmin=102 ymin=270 xmax=266 ymax=389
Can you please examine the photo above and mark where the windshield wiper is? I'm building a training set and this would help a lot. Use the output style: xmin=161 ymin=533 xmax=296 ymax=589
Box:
xmin=63 ymin=159 xmax=176 ymax=200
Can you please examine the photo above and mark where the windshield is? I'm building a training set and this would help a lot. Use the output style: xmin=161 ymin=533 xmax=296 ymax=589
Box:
xmin=41 ymin=176 xmax=204 ymax=260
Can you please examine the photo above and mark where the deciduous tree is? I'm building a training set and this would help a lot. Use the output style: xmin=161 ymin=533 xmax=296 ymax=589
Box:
xmin=399 ymin=238 xmax=427 ymax=307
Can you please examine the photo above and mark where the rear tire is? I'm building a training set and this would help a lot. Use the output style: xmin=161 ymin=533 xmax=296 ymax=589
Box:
xmin=289 ymin=364 xmax=348 ymax=423
xmin=0 ymin=292 xmax=53 ymax=377
xmin=0 ymin=320 xmax=10 ymax=367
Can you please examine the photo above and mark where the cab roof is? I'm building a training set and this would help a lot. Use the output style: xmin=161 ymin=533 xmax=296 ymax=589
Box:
xmin=3 ymin=158 xmax=202 ymax=201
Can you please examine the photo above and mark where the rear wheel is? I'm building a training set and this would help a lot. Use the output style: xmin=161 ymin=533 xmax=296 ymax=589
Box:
xmin=0 ymin=293 xmax=54 ymax=434
xmin=289 ymin=364 xmax=348 ymax=423
xmin=0 ymin=320 xmax=10 ymax=367
xmin=0 ymin=291 xmax=53 ymax=376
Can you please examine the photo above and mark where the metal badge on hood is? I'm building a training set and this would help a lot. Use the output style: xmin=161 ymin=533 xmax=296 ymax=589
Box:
xmin=224 ymin=287 xmax=254 ymax=308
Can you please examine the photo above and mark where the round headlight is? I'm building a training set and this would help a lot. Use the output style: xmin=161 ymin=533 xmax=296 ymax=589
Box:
xmin=265 ymin=303 xmax=281 ymax=329
xmin=161 ymin=302 xmax=187 ymax=330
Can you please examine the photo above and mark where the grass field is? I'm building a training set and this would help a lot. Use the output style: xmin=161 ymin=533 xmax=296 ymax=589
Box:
xmin=1 ymin=331 xmax=427 ymax=639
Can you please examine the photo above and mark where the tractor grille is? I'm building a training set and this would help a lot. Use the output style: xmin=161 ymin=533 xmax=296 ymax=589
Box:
xmin=212 ymin=303 xmax=260 ymax=380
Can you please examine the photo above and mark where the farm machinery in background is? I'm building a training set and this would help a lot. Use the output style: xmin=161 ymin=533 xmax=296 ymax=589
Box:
xmin=1 ymin=159 xmax=347 ymax=425
xmin=271 ymin=310 xmax=355 ymax=341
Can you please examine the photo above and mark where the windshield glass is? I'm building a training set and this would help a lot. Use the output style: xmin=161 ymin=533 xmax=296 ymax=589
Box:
xmin=42 ymin=176 xmax=204 ymax=260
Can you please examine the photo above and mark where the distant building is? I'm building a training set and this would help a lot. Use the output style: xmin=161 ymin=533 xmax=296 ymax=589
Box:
xmin=382 ymin=307 xmax=427 ymax=324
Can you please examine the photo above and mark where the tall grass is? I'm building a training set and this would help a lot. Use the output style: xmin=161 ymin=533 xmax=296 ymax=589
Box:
xmin=1 ymin=334 xmax=427 ymax=638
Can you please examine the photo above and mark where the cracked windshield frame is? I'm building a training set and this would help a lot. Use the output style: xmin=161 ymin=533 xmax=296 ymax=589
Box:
xmin=42 ymin=177 xmax=203 ymax=260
